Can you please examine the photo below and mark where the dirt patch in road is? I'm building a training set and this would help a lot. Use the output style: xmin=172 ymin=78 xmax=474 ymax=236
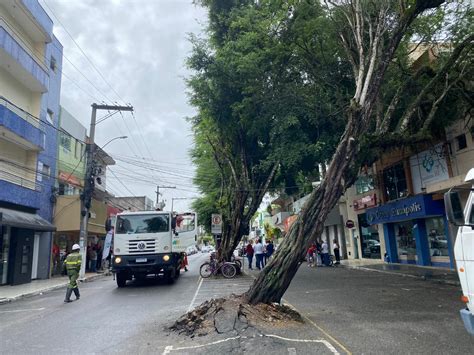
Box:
xmin=170 ymin=294 xmax=303 ymax=337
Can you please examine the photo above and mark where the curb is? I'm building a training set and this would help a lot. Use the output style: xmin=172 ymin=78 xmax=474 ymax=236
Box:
xmin=0 ymin=273 xmax=109 ymax=305
xmin=340 ymin=264 xmax=460 ymax=286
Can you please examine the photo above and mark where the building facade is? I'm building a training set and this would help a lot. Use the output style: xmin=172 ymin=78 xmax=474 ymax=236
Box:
xmin=0 ymin=0 xmax=62 ymax=285
xmin=339 ymin=115 xmax=473 ymax=269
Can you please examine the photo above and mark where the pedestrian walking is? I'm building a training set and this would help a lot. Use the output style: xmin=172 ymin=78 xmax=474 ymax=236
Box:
xmin=265 ymin=240 xmax=274 ymax=263
xmin=307 ymin=243 xmax=317 ymax=267
xmin=333 ymin=239 xmax=341 ymax=265
xmin=180 ymin=252 xmax=189 ymax=272
xmin=315 ymin=240 xmax=322 ymax=266
xmin=254 ymin=239 xmax=265 ymax=270
xmin=63 ymin=244 xmax=82 ymax=303
xmin=89 ymin=244 xmax=98 ymax=272
xmin=245 ymin=241 xmax=254 ymax=269
xmin=321 ymin=239 xmax=330 ymax=266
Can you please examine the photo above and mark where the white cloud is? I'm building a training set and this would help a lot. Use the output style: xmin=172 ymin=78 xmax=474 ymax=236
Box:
xmin=42 ymin=0 xmax=207 ymax=209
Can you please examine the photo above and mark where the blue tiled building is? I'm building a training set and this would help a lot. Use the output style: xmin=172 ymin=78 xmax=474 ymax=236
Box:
xmin=0 ymin=0 xmax=63 ymax=285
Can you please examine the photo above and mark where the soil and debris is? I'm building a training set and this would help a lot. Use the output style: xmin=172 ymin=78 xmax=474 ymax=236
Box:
xmin=170 ymin=294 xmax=303 ymax=337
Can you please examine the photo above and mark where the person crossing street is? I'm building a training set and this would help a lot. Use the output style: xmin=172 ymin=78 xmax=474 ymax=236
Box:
xmin=64 ymin=244 xmax=82 ymax=303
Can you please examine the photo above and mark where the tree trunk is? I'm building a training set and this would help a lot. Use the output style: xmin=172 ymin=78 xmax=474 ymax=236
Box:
xmin=246 ymin=108 xmax=362 ymax=304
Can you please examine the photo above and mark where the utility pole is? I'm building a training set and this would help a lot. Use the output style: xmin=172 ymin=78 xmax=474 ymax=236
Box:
xmin=79 ymin=103 xmax=133 ymax=279
xmin=155 ymin=185 xmax=176 ymax=210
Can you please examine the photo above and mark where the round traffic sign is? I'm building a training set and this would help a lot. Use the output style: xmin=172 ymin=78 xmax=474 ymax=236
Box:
xmin=212 ymin=215 xmax=222 ymax=225
xmin=345 ymin=219 xmax=355 ymax=229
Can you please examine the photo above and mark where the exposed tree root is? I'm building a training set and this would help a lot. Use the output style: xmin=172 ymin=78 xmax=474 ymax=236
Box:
xmin=170 ymin=294 xmax=303 ymax=337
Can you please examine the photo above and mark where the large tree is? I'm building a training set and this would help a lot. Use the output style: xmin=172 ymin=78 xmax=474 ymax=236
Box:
xmin=189 ymin=1 xmax=348 ymax=261
xmin=246 ymin=0 xmax=473 ymax=304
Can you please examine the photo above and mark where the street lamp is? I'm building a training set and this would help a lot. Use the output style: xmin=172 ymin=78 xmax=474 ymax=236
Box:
xmin=101 ymin=136 xmax=127 ymax=149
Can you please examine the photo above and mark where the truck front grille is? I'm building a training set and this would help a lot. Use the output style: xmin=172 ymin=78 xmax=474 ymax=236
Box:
xmin=127 ymin=239 xmax=156 ymax=253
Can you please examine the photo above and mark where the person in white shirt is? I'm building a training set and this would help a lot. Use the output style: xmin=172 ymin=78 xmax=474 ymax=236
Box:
xmin=333 ymin=239 xmax=340 ymax=265
xmin=321 ymin=240 xmax=330 ymax=266
xmin=253 ymin=239 xmax=265 ymax=270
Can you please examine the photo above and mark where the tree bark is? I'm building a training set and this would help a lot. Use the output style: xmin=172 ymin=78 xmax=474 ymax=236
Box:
xmin=246 ymin=107 xmax=362 ymax=304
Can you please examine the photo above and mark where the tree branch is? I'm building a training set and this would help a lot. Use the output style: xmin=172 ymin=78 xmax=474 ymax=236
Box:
xmin=398 ymin=33 xmax=473 ymax=132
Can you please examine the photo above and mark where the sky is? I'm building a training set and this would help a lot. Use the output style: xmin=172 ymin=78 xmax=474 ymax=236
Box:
xmin=40 ymin=0 xmax=208 ymax=211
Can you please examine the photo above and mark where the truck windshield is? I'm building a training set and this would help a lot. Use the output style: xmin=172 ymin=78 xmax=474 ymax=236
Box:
xmin=116 ymin=214 xmax=169 ymax=234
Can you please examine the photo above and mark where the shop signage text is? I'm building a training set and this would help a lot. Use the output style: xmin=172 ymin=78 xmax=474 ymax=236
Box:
xmin=365 ymin=195 xmax=437 ymax=225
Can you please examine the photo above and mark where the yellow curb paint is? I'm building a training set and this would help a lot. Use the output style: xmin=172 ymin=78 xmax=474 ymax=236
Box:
xmin=282 ymin=298 xmax=352 ymax=355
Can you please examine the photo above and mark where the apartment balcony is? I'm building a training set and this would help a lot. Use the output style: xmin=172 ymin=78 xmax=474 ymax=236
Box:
xmin=20 ymin=0 xmax=54 ymax=41
xmin=0 ymin=95 xmax=45 ymax=150
xmin=0 ymin=21 xmax=49 ymax=92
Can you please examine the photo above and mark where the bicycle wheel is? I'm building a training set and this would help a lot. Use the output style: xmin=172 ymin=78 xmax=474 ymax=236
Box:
xmin=234 ymin=259 xmax=242 ymax=269
xmin=221 ymin=263 xmax=237 ymax=278
xmin=200 ymin=262 xmax=213 ymax=278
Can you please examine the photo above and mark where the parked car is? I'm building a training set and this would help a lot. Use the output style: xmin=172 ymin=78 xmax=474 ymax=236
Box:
xmin=186 ymin=245 xmax=198 ymax=255
xmin=201 ymin=245 xmax=215 ymax=253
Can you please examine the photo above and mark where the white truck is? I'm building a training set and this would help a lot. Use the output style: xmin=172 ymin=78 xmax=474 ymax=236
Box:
xmin=444 ymin=169 xmax=474 ymax=335
xmin=112 ymin=211 xmax=197 ymax=287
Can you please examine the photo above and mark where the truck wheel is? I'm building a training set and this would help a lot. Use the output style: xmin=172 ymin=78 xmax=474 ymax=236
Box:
xmin=164 ymin=269 xmax=175 ymax=284
xmin=116 ymin=272 xmax=127 ymax=288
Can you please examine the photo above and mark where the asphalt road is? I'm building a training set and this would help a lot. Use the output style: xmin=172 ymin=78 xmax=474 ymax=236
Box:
xmin=1 ymin=256 xmax=473 ymax=354
xmin=0 ymin=252 xmax=210 ymax=354
xmin=283 ymin=264 xmax=474 ymax=354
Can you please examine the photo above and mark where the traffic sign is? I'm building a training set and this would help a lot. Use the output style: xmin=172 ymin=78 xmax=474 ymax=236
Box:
xmin=211 ymin=214 xmax=222 ymax=234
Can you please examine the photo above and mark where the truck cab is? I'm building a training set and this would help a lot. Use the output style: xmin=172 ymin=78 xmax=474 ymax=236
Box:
xmin=444 ymin=169 xmax=474 ymax=335
xmin=112 ymin=211 xmax=197 ymax=287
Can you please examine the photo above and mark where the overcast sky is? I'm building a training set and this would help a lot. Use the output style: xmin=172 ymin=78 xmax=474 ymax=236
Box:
xmin=41 ymin=0 xmax=208 ymax=211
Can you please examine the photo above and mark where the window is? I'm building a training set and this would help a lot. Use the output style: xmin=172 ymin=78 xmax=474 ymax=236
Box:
xmin=60 ymin=133 xmax=71 ymax=152
xmin=47 ymin=109 xmax=54 ymax=124
xmin=116 ymin=214 xmax=169 ymax=234
xmin=42 ymin=164 xmax=50 ymax=178
xmin=383 ymin=162 xmax=408 ymax=201
xmin=175 ymin=213 xmax=196 ymax=233
xmin=75 ymin=141 xmax=82 ymax=159
xmin=50 ymin=56 xmax=57 ymax=71
xmin=394 ymin=221 xmax=416 ymax=261
xmin=456 ymin=134 xmax=467 ymax=151
xmin=426 ymin=217 xmax=449 ymax=257
xmin=355 ymin=175 xmax=374 ymax=195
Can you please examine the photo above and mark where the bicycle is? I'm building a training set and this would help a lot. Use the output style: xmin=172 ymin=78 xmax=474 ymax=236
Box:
xmin=200 ymin=253 xmax=237 ymax=278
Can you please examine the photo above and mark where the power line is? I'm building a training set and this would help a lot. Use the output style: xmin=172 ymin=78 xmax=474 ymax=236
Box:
xmin=42 ymin=0 xmax=126 ymax=105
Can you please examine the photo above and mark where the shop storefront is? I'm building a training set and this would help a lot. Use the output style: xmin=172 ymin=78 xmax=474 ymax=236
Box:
xmin=366 ymin=194 xmax=453 ymax=268
xmin=0 ymin=208 xmax=55 ymax=285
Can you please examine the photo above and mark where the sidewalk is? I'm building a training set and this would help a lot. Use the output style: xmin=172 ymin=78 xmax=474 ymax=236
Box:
xmin=340 ymin=259 xmax=460 ymax=286
xmin=0 ymin=272 xmax=108 ymax=304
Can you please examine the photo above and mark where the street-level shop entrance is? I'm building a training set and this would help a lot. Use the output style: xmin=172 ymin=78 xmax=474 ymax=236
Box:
xmin=366 ymin=194 xmax=453 ymax=268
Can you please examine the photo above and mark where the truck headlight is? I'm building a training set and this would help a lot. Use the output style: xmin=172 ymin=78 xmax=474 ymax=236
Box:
xmin=163 ymin=255 xmax=170 ymax=261
xmin=115 ymin=257 xmax=122 ymax=264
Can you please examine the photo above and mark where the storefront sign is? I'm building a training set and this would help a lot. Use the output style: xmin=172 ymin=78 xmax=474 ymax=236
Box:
xmin=58 ymin=171 xmax=82 ymax=187
xmin=410 ymin=144 xmax=449 ymax=194
xmin=366 ymin=194 xmax=444 ymax=225
xmin=353 ymin=194 xmax=377 ymax=211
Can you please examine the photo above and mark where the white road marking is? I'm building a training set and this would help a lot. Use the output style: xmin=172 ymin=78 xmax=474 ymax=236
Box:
xmin=0 ymin=307 xmax=45 ymax=314
xmin=163 ymin=335 xmax=241 ymax=354
xmin=163 ymin=334 xmax=339 ymax=354
xmin=188 ymin=276 xmax=203 ymax=312
xmin=265 ymin=334 xmax=339 ymax=354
